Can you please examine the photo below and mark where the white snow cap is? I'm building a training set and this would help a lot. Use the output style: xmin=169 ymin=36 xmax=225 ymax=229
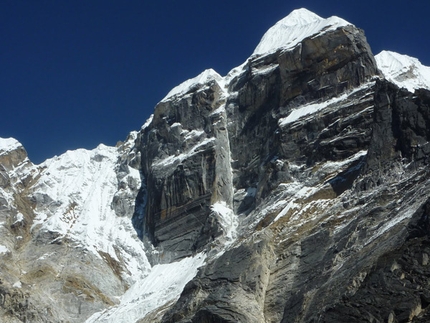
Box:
xmin=161 ymin=68 xmax=223 ymax=102
xmin=253 ymin=8 xmax=351 ymax=56
xmin=375 ymin=50 xmax=430 ymax=92
xmin=0 ymin=137 xmax=22 ymax=154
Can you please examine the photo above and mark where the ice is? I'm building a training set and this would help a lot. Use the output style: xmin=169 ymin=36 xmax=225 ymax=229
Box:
xmin=253 ymin=8 xmax=350 ymax=56
xmin=376 ymin=50 xmax=430 ymax=92
xmin=86 ymin=253 xmax=206 ymax=323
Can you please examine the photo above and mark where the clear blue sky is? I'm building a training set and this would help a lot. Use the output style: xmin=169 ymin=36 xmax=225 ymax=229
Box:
xmin=1 ymin=0 xmax=429 ymax=164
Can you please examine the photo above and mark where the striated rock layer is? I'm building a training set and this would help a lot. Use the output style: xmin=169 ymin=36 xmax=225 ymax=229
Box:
xmin=2 ymin=8 xmax=430 ymax=323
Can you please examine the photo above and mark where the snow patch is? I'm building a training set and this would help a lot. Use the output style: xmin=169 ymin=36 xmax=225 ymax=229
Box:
xmin=252 ymin=64 xmax=279 ymax=76
xmin=279 ymin=93 xmax=349 ymax=126
xmin=211 ymin=202 xmax=237 ymax=246
xmin=13 ymin=212 xmax=24 ymax=225
xmin=13 ymin=281 xmax=22 ymax=288
xmin=318 ymin=150 xmax=367 ymax=175
xmin=183 ymin=129 xmax=205 ymax=141
xmin=279 ymin=82 xmax=373 ymax=126
xmin=253 ymin=8 xmax=350 ymax=56
xmin=153 ymin=137 xmax=216 ymax=168
xmin=141 ymin=114 xmax=154 ymax=130
xmin=86 ymin=253 xmax=206 ymax=323
xmin=0 ymin=245 xmax=9 ymax=254
xmin=31 ymin=143 xmax=150 ymax=285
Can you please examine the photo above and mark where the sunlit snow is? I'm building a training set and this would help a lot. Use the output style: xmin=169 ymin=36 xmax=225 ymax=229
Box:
xmin=86 ymin=253 xmax=206 ymax=323
xmin=161 ymin=69 xmax=224 ymax=102
xmin=31 ymin=143 xmax=150 ymax=285
xmin=0 ymin=137 xmax=21 ymax=154
xmin=376 ymin=50 xmax=430 ymax=92
xmin=278 ymin=82 xmax=373 ymax=126
xmin=211 ymin=202 xmax=238 ymax=246
xmin=253 ymin=8 xmax=350 ymax=56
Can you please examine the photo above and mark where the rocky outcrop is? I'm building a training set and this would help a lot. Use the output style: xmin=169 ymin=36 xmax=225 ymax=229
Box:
xmin=135 ymin=71 xmax=234 ymax=262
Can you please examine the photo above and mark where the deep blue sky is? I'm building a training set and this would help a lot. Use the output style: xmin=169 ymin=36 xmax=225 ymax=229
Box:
xmin=1 ymin=1 xmax=429 ymax=164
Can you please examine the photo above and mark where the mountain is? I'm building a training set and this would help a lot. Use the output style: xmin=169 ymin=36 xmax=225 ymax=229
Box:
xmin=2 ymin=7 xmax=430 ymax=323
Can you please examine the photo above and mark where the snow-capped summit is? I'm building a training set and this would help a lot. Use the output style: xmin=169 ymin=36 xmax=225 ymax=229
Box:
xmin=161 ymin=9 xmax=352 ymax=104
xmin=375 ymin=50 xmax=430 ymax=92
xmin=252 ymin=8 xmax=351 ymax=56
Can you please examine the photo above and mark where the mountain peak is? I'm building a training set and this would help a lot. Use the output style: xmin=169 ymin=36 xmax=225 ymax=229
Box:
xmin=375 ymin=50 xmax=430 ymax=92
xmin=278 ymin=8 xmax=323 ymax=25
xmin=252 ymin=8 xmax=351 ymax=56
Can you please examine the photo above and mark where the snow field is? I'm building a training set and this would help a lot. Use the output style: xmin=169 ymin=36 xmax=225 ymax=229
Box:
xmin=85 ymin=253 xmax=206 ymax=323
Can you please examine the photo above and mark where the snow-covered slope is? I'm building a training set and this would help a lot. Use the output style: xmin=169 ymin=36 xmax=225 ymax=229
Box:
xmin=86 ymin=253 xmax=206 ymax=323
xmin=31 ymin=143 xmax=150 ymax=285
xmin=0 ymin=137 xmax=22 ymax=154
xmin=253 ymin=8 xmax=350 ymax=56
xmin=376 ymin=50 xmax=430 ymax=92
xmin=0 ymin=134 xmax=208 ymax=322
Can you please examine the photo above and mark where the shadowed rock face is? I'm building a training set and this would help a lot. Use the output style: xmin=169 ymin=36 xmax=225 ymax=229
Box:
xmin=137 ymin=79 xmax=233 ymax=261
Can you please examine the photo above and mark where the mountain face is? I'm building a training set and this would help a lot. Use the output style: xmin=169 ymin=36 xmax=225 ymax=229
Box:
xmin=1 ymin=8 xmax=430 ymax=323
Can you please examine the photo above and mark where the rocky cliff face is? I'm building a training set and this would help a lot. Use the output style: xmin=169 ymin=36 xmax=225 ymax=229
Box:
xmin=1 ymin=8 xmax=430 ymax=323
xmin=134 ymin=13 xmax=379 ymax=263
